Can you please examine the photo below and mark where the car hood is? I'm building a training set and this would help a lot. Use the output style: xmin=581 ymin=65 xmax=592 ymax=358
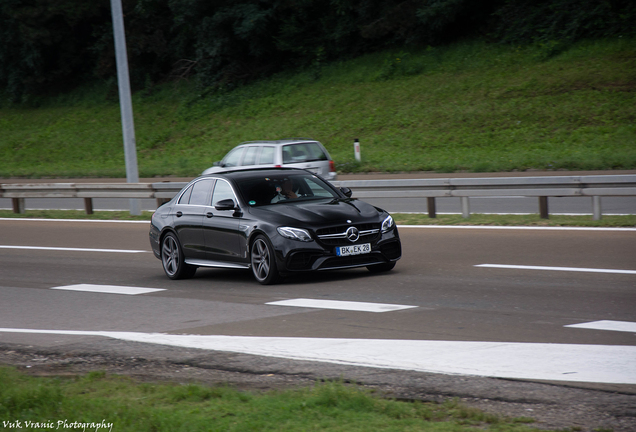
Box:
xmin=249 ymin=198 xmax=384 ymax=226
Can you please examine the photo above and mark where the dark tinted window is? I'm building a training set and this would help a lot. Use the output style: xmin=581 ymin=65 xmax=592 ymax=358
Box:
xmin=178 ymin=185 xmax=193 ymax=204
xmin=189 ymin=179 xmax=213 ymax=205
xmin=211 ymin=180 xmax=235 ymax=206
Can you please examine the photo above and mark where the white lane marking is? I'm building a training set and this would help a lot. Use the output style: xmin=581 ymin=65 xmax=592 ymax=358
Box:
xmin=51 ymin=284 xmax=165 ymax=295
xmin=475 ymin=264 xmax=636 ymax=275
xmin=0 ymin=245 xmax=150 ymax=253
xmin=0 ymin=218 xmax=149 ymax=223
xmin=266 ymin=298 xmax=417 ymax=313
xmin=399 ymin=225 xmax=636 ymax=231
xmin=0 ymin=328 xmax=634 ymax=384
xmin=566 ymin=320 xmax=636 ymax=333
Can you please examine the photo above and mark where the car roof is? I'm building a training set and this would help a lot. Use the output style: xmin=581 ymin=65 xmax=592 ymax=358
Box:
xmin=203 ymin=167 xmax=312 ymax=180
xmin=236 ymin=139 xmax=319 ymax=146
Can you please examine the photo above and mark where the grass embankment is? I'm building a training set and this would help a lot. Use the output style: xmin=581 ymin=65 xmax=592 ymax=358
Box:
xmin=1 ymin=38 xmax=634 ymax=178
xmin=0 ymin=366 xmax=543 ymax=431
xmin=1 ymin=210 xmax=634 ymax=227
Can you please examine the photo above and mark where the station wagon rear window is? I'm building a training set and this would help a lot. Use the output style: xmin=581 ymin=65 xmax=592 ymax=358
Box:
xmin=282 ymin=143 xmax=328 ymax=164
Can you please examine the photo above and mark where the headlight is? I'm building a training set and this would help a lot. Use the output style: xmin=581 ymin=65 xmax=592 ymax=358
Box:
xmin=277 ymin=227 xmax=313 ymax=242
xmin=381 ymin=215 xmax=394 ymax=233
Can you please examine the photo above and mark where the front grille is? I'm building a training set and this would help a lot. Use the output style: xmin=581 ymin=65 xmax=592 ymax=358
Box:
xmin=316 ymin=223 xmax=380 ymax=246
xmin=316 ymin=223 xmax=377 ymax=236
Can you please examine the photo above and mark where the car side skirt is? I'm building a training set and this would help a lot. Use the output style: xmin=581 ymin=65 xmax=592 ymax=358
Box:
xmin=184 ymin=258 xmax=250 ymax=270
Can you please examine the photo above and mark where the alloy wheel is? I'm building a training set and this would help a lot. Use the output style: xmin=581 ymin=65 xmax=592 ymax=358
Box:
xmin=251 ymin=238 xmax=270 ymax=282
xmin=162 ymin=235 xmax=179 ymax=277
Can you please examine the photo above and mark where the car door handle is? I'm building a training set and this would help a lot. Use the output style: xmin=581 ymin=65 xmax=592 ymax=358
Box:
xmin=206 ymin=212 xmax=214 ymax=218
xmin=176 ymin=211 xmax=182 ymax=217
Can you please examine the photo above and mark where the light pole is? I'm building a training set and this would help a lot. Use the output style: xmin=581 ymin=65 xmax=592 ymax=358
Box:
xmin=110 ymin=0 xmax=140 ymax=215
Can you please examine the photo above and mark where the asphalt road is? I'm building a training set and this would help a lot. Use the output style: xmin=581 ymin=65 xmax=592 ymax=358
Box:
xmin=1 ymin=219 xmax=635 ymax=374
xmin=2 ymin=218 xmax=636 ymax=430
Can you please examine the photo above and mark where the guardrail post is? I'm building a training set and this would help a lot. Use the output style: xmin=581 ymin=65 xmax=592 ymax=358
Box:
xmin=461 ymin=197 xmax=470 ymax=218
xmin=592 ymin=196 xmax=602 ymax=221
xmin=84 ymin=198 xmax=94 ymax=215
xmin=539 ymin=196 xmax=549 ymax=219
xmin=427 ymin=197 xmax=437 ymax=218
xmin=12 ymin=198 xmax=25 ymax=214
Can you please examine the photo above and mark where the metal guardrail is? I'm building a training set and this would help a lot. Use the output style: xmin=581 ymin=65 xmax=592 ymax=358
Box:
xmin=332 ymin=174 xmax=636 ymax=220
xmin=1 ymin=175 xmax=635 ymax=220
xmin=0 ymin=182 xmax=187 ymax=215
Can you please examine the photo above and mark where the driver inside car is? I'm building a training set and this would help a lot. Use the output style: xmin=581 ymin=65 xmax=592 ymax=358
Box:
xmin=271 ymin=178 xmax=298 ymax=202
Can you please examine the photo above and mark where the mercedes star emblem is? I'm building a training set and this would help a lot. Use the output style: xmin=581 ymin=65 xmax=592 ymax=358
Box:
xmin=346 ymin=226 xmax=359 ymax=242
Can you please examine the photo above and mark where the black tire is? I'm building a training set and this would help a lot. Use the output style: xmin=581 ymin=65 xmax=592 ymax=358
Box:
xmin=367 ymin=262 xmax=396 ymax=273
xmin=250 ymin=235 xmax=279 ymax=285
xmin=161 ymin=232 xmax=196 ymax=280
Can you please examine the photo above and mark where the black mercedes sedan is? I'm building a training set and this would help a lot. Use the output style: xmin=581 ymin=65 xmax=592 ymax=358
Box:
xmin=149 ymin=168 xmax=401 ymax=284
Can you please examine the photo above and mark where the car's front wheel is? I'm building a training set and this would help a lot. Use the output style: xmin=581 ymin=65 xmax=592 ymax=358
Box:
xmin=251 ymin=235 xmax=279 ymax=285
xmin=161 ymin=232 xmax=196 ymax=280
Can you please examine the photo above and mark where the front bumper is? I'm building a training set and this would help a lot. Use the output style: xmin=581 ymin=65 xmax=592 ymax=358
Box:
xmin=275 ymin=228 xmax=401 ymax=273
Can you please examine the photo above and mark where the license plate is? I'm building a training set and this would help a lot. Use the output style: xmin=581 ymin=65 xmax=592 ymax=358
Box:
xmin=336 ymin=243 xmax=371 ymax=257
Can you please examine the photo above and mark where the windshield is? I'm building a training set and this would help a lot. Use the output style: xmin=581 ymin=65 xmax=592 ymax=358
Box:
xmin=236 ymin=173 xmax=339 ymax=207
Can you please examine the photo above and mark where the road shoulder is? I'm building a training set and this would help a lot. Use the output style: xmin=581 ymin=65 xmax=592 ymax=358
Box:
xmin=1 ymin=340 xmax=635 ymax=432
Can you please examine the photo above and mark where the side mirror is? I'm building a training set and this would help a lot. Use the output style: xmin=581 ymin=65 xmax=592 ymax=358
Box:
xmin=214 ymin=199 xmax=236 ymax=211
xmin=213 ymin=161 xmax=222 ymax=167
xmin=340 ymin=187 xmax=352 ymax=198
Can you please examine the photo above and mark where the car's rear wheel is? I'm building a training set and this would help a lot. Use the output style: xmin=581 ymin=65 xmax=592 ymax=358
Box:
xmin=161 ymin=232 xmax=196 ymax=280
xmin=367 ymin=262 xmax=396 ymax=273
xmin=251 ymin=235 xmax=279 ymax=285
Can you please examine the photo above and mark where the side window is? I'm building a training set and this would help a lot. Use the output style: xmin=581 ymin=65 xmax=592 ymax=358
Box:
xmin=189 ymin=179 xmax=213 ymax=206
xmin=211 ymin=180 xmax=235 ymax=207
xmin=178 ymin=185 xmax=193 ymax=204
xmin=305 ymin=177 xmax=335 ymax=198
xmin=223 ymin=147 xmax=244 ymax=167
xmin=242 ymin=146 xmax=259 ymax=166
xmin=282 ymin=146 xmax=294 ymax=164
xmin=259 ymin=146 xmax=275 ymax=164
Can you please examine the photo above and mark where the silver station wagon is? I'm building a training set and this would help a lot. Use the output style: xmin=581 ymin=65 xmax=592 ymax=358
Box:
xmin=203 ymin=139 xmax=337 ymax=180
